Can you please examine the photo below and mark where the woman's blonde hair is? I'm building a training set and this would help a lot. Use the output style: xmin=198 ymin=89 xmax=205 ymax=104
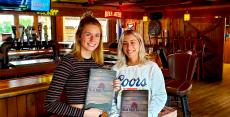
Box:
xmin=71 ymin=11 xmax=104 ymax=64
xmin=116 ymin=30 xmax=148 ymax=68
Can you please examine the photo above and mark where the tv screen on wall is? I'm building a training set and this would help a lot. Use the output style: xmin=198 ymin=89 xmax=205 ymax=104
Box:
xmin=0 ymin=0 xmax=50 ymax=12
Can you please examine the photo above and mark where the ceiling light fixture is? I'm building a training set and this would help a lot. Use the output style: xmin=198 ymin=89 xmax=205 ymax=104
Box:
xmin=143 ymin=15 xmax=148 ymax=22
xmin=184 ymin=12 xmax=190 ymax=21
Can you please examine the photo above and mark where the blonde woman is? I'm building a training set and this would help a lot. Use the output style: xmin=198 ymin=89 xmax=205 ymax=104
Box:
xmin=110 ymin=30 xmax=167 ymax=117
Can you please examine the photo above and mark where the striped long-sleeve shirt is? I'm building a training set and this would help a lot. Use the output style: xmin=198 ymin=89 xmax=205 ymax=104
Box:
xmin=45 ymin=54 xmax=102 ymax=117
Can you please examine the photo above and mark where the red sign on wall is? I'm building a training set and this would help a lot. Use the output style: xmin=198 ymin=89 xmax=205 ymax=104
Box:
xmin=105 ymin=11 xmax=122 ymax=18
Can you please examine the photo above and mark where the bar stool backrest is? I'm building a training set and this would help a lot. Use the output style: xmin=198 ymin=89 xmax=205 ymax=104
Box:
xmin=167 ymin=53 xmax=197 ymax=81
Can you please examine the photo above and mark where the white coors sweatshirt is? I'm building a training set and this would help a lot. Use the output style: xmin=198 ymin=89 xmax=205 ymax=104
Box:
xmin=110 ymin=61 xmax=167 ymax=117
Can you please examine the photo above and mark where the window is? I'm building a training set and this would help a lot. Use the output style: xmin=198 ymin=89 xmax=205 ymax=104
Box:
xmin=19 ymin=15 xmax=34 ymax=28
xmin=63 ymin=16 xmax=80 ymax=42
xmin=0 ymin=14 xmax=14 ymax=34
xmin=63 ymin=16 xmax=108 ymax=43
xmin=38 ymin=16 xmax=51 ymax=41
xmin=97 ymin=18 xmax=108 ymax=43
xmin=19 ymin=15 xmax=34 ymax=42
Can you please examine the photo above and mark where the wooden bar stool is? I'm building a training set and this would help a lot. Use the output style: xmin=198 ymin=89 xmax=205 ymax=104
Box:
xmin=165 ymin=53 xmax=197 ymax=117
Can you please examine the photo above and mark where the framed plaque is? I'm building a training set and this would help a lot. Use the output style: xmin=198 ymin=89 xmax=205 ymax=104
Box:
xmin=120 ymin=90 xmax=148 ymax=117
xmin=85 ymin=68 xmax=116 ymax=113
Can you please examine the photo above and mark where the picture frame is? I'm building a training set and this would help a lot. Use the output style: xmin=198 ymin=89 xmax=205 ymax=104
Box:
xmin=85 ymin=68 xmax=117 ymax=113
xmin=126 ymin=21 xmax=136 ymax=30
xmin=120 ymin=90 xmax=148 ymax=117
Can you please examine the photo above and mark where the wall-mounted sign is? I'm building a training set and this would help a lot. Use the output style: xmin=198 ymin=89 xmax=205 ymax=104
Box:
xmin=31 ymin=0 xmax=50 ymax=11
xmin=126 ymin=21 xmax=136 ymax=30
xmin=37 ymin=9 xmax=59 ymax=16
xmin=105 ymin=11 xmax=122 ymax=18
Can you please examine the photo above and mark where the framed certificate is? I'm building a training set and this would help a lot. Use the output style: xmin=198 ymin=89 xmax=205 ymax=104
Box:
xmin=120 ymin=90 xmax=148 ymax=117
xmin=85 ymin=68 xmax=116 ymax=113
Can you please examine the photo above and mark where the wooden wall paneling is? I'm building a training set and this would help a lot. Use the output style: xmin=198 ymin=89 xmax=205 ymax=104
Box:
xmin=225 ymin=41 xmax=230 ymax=62
xmin=169 ymin=18 xmax=174 ymax=52
xmin=224 ymin=38 xmax=230 ymax=63
xmin=14 ymin=14 xmax=20 ymax=39
xmin=143 ymin=21 xmax=150 ymax=46
xmin=17 ymin=95 xmax=27 ymax=117
xmin=7 ymin=97 xmax=18 ymax=117
xmin=169 ymin=18 xmax=186 ymax=52
xmin=55 ymin=16 xmax=63 ymax=42
xmin=34 ymin=15 xmax=38 ymax=33
xmin=184 ymin=23 xmax=197 ymax=51
xmin=169 ymin=15 xmax=224 ymax=81
xmin=108 ymin=19 xmax=117 ymax=45
xmin=179 ymin=18 xmax=185 ymax=51
xmin=26 ymin=93 xmax=36 ymax=117
xmin=0 ymin=99 xmax=7 ymax=117
xmin=171 ymin=18 xmax=177 ymax=52
xmin=188 ymin=18 xmax=224 ymax=81
xmin=52 ymin=2 xmax=145 ymax=19
xmin=224 ymin=18 xmax=230 ymax=63
xmin=135 ymin=20 xmax=142 ymax=35
xmin=35 ymin=91 xmax=47 ymax=116
xmin=206 ymin=20 xmax=224 ymax=81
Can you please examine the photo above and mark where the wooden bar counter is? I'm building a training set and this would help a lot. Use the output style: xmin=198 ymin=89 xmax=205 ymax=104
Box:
xmin=0 ymin=74 xmax=52 ymax=117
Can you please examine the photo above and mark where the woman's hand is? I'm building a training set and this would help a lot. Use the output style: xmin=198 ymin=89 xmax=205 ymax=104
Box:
xmin=113 ymin=79 xmax=120 ymax=92
xmin=84 ymin=108 xmax=103 ymax=117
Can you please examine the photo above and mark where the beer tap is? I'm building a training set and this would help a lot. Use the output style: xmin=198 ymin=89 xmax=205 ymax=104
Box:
xmin=38 ymin=23 xmax=42 ymax=48
xmin=11 ymin=25 xmax=17 ymax=49
xmin=18 ymin=25 xmax=25 ymax=49
xmin=25 ymin=26 xmax=32 ymax=43
xmin=31 ymin=27 xmax=38 ymax=49
xmin=11 ymin=25 xmax=17 ymax=41
xmin=18 ymin=25 xmax=24 ymax=42
xmin=43 ymin=25 xmax=48 ymax=48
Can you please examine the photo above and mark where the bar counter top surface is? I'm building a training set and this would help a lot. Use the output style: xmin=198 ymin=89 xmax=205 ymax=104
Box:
xmin=0 ymin=74 xmax=52 ymax=99
xmin=8 ymin=49 xmax=72 ymax=56
xmin=10 ymin=58 xmax=54 ymax=66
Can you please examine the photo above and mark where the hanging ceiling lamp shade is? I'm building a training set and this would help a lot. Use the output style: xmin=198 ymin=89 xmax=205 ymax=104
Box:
xmin=143 ymin=15 xmax=148 ymax=22
xmin=184 ymin=13 xmax=190 ymax=21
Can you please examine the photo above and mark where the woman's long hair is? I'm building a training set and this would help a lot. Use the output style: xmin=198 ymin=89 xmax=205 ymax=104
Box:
xmin=115 ymin=30 xmax=148 ymax=68
xmin=71 ymin=12 xmax=104 ymax=64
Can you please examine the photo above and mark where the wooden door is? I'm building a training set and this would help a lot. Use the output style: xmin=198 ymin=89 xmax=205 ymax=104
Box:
xmin=184 ymin=17 xmax=225 ymax=81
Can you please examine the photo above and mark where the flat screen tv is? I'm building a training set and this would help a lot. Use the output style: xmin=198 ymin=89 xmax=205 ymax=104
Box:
xmin=0 ymin=0 xmax=51 ymax=12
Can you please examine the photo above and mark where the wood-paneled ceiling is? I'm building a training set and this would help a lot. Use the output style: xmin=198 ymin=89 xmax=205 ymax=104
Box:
xmin=53 ymin=0 xmax=230 ymax=10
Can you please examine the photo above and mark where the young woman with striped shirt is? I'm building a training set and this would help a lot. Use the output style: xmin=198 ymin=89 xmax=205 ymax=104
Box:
xmin=45 ymin=12 xmax=110 ymax=117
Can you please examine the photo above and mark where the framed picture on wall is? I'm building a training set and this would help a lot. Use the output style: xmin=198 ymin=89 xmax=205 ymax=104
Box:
xmin=127 ymin=22 xmax=136 ymax=30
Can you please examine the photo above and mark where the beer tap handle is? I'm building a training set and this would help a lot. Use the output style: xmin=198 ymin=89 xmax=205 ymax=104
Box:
xmin=18 ymin=25 xmax=25 ymax=42
xmin=11 ymin=25 xmax=17 ymax=41
xmin=38 ymin=23 xmax=42 ymax=42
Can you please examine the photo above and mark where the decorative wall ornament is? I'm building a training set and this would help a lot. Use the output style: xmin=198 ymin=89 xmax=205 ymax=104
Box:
xmin=37 ymin=9 xmax=59 ymax=16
